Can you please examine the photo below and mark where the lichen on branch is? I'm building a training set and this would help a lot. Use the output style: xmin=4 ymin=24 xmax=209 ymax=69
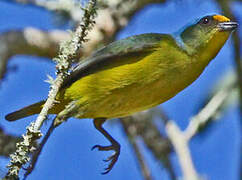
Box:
xmin=4 ymin=0 xmax=97 ymax=179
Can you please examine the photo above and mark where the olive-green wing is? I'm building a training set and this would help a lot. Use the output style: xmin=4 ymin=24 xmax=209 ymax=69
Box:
xmin=61 ymin=33 xmax=168 ymax=88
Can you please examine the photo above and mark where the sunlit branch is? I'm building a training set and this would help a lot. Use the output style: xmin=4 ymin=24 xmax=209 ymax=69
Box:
xmin=184 ymin=85 xmax=233 ymax=140
xmin=4 ymin=0 xmax=97 ymax=179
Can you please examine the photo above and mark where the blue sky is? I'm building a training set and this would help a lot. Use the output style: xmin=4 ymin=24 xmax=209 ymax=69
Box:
xmin=0 ymin=0 xmax=241 ymax=180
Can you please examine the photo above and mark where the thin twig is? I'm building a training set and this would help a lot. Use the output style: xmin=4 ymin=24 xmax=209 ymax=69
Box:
xmin=215 ymin=0 xmax=242 ymax=113
xmin=132 ymin=139 xmax=152 ymax=180
xmin=203 ymin=2 xmax=242 ymax=178
xmin=160 ymin=85 xmax=234 ymax=180
xmin=24 ymin=118 xmax=55 ymax=179
xmin=158 ymin=109 xmax=200 ymax=180
xmin=4 ymin=1 xmax=97 ymax=179
xmin=0 ymin=0 xmax=164 ymax=85
xmin=3 ymin=0 xmax=84 ymax=22
xmin=25 ymin=100 xmax=78 ymax=178
xmin=159 ymin=84 xmax=234 ymax=179
xmin=184 ymin=86 xmax=232 ymax=140
xmin=120 ymin=112 xmax=176 ymax=180
xmin=1 ymin=1 xmax=170 ymax=179
xmin=33 ymin=0 xmax=97 ymax=131
xmin=120 ymin=117 xmax=153 ymax=180
xmin=0 ymin=127 xmax=21 ymax=157
xmin=166 ymin=121 xmax=200 ymax=180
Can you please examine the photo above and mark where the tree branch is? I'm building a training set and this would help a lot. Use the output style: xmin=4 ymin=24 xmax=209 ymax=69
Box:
xmin=0 ymin=127 xmax=21 ymax=157
xmin=120 ymin=111 xmax=176 ymax=180
xmin=121 ymin=120 xmax=153 ymax=180
xmin=0 ymin=29 xmax=69 ymax=82
xmin=4 ymin=0 xmax=97 ymax=179
xmin=0 ymin=0 xmax=165 ymax=85
xmin=184 ymin=85 xmax=233 ymax=140
xmin=4 ymin=0 xmax=166 ymax=23
xmin=1 ymin=1 xmax=169 ymax=179
xmin=166 ymin=121 xmax=200 ymax=180
xmin=215 ymin=0 xmax=242 ymax=113
xmin=214 ymin=1 xmax=242 ymax=179
xmin=24 ymin=118 xmax=55 ymax=178
xmin=159 ymin=83 xmax=235 ymax=179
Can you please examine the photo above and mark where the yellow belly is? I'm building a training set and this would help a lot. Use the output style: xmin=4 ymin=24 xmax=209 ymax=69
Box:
xmin=60 ymin=46 xmax=205 ymax=119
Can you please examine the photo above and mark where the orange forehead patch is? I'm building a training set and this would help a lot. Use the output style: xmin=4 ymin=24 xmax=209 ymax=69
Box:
xmin=213 ymin=15 xmax=230 ymax=22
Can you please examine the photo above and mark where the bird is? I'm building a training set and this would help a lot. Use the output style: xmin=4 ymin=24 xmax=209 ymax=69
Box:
xmin=5 ymin=14 xmax=238 ymax=174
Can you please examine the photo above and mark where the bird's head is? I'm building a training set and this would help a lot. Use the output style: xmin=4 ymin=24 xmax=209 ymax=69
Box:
xmin=180 ymin=15 xmax=238 ymax=59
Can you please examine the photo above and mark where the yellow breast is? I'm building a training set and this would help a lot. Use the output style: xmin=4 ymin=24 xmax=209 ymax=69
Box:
xmin=62 ymin=40 xmax=206 ymax=119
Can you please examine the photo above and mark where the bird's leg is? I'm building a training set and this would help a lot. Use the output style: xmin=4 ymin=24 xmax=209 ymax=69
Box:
xmin=92 ymin=118 xmax=120 ymax=174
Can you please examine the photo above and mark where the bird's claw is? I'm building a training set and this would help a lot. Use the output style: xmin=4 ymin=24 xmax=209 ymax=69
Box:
xmin=103 ymin=155 xmax=112 ymax=162
xmin=91 ymin=145 xmax=100 ymax=151
xmin=91 ymin=143 xmax=120 ymax=174
xmin=102 ymin=151 xmax=120 ymax=174
xmin=91 ymin=144 xmax=113 ymax=151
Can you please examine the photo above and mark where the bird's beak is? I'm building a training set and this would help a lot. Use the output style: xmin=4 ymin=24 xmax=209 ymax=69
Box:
xmin=218 ymin=21 xmax=238 ymax=31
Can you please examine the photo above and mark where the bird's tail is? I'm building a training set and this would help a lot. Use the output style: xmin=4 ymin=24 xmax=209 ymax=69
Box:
xmin=5 ymin=101 xmax=45 ymax=121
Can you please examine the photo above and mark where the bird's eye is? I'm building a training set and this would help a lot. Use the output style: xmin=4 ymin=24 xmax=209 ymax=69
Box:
xmin=202 ymin=17 xmax=210 ymax=25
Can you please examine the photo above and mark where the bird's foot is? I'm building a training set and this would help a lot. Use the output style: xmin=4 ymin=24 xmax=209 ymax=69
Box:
xmin=92 ymin=142 xmax=120 ymax=174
